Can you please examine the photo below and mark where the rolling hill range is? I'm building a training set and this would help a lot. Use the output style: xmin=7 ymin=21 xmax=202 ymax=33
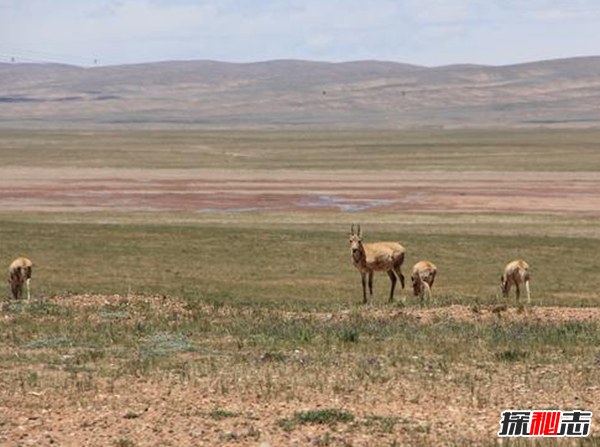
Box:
xmin=1 ymin=56 xmax=600 ymax=128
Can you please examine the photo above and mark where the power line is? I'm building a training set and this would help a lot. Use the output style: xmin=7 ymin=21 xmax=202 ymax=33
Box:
xmin=0 ymin=45 xmax=104 ymax=66
xmin=0 ymin=52 xmax=80 ymax=66
xmin=0 ymin=45 xmax=93 ymax=62
xmin=0 ymin=45 xmax=91 ymax=64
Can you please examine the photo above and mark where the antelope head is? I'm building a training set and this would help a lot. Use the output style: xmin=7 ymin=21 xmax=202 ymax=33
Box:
xmin=349 ymin=224 xmax=363 ymax=259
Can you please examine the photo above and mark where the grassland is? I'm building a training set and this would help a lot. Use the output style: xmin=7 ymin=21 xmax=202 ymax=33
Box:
xmin=1 ymin=128 xmax=600 ymax=171
xmin=1 ymin=129 xmax=600 ymax=446
xmin=1 ymin=214 xmax=600 ymax=308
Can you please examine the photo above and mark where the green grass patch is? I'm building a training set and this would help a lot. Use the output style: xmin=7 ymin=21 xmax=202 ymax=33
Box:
xmin=495 ymin=349 xmax=530 ymax=362
xmin=22 ymin=336 xmax=74 ymax=350
xmin=142 ymin=333 xmax=197 ymax=358
xmin=2 ymin=215 xmax=600 ymax=309
xmin=3 ymin=129 xmax=600 ymax=172
xmin=208 ymin=409 xmax=240 ymax=420
xmin=99 ymin=311 xmax=130 ymax=320
xmin=337 ymin=327 xmax=360 ymax=343
xmin=114 ymin=439 xmax=136 ymax=447
xmin=292 ymin=409 xmax=355 ymax=426
xmin=361 ymin=414 xmax=404 ymax=434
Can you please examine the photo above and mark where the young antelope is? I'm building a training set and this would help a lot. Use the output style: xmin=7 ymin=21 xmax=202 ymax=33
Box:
xmin=8 ymin=257 xmax=33 ymax=300
xmin=411 ymin=261 xmax=437 ymax=301
xmin=501 ymin=260 xmax=531 ymax=303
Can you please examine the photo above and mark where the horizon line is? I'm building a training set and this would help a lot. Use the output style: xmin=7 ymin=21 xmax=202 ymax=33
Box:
xmin=1 ymin=54 xmax=600 ymax=70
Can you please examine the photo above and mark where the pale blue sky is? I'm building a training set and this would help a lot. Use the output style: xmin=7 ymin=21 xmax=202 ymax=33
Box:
xmin=1 ymin=0 xmax=599 ymax=66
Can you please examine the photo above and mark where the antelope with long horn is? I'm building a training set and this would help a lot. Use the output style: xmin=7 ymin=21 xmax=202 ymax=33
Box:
xmin=8 ymin=257 xmax=33 ymax=300
xmin=349 ymin=224 xmax=406 ymax=304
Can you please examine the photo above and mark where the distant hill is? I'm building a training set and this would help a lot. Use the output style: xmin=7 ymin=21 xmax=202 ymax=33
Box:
xmin=1 ymin=57 xmax=600 ymax=128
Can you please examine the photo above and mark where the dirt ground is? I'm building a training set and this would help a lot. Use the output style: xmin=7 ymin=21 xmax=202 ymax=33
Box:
xmin=2 ymin=129 xmax=600 ymax=445
xmin=1 ymin=296 xmax=600 ymax=446
xmin=2 ymin=167 xmax=600 ymax=214
xmin=5 ymin=371 xmax=595 ymax=447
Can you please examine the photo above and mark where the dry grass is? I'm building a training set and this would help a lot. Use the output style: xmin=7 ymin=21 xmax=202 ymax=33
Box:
xmin=2 ymin=295 xmax=600 ymax=445
xmin=1 ymin=128 xmax=600 ymax=171
xmin=1 ymin=213 xmax=600 ymax=308
xmin=1 ymin=129 xmax=600 ymax=445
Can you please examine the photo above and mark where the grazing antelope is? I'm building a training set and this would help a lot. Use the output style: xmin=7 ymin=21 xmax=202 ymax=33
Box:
xmin=411 ymin=261 xmax=437 ymax=301
xmin=349 ymin=224 xmax=406 ymax=304
xmin=8 ymin=257 xmax=33 ymax=300
xmin=501 ymin=260 xmax=531 ymax=303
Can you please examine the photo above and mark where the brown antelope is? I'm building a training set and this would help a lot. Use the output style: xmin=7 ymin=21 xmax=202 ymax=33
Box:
xmin=411 ymin=261 xmax=437 ymax=301
xmin=8 ymin=257 xmax=33 ymax=300
xmin=501 ymin=260 xmax=531 ymax=303
xmin=349 ymin=224 xmax=406 ymax=304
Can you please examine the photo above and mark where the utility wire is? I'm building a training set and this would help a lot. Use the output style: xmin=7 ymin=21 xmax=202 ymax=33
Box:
xmin=0 ymin=45 xmax=94 ymax=62
xmin=0 ymin=45 xmax=93 ymax=64
xmin=0 ymin=45 xmax=105 ymax=66
xmin=0 ymin=52 xmax=82 ymax=66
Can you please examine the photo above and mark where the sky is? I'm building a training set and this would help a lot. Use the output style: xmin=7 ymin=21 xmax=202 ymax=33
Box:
xmin=1 ymin=0 xmax=599 ymax=67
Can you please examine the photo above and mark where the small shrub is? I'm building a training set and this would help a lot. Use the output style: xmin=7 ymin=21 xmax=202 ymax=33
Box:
xmin=141 ymin=333 xmax=197 ymax=358
xmin=313 ymin=432 xmax=335 ymax=446
xmin=123 ymin=411 xmax=141 ymax=419
xmin=337 ymin=327 xmax=360 ymax=344
xmin=277 ymin=418 xmax=295 ymax=432
xmin=209 ymin=409 xmax=239 ymax=420
xmin=114 ymin=439 xmax=136 ymax=447
xmin=26 ymin=301 xmax=68 ymax=316
xmin=363 ymin=414 xmax=401 ymax=434
xmin=259 ymin=352 xmax=286 ymax=363
xmin=23 ymin=337 xmax=74 ymax=350
xmin=99 ymin=311 xmax=130 ymax=320
xmin=495 ymin=349 xmax=529 ymax=362
xmin=294 ymin=409 xmax=355 ymax=425
xmin=219 ymin=432 xmax=238 ymax=442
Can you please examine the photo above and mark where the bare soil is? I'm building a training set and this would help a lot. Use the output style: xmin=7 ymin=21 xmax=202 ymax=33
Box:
xmin=2 ymin=168 xmax=600 ymax=214
xmin=1 ymin=295 xmax=600 ymax=446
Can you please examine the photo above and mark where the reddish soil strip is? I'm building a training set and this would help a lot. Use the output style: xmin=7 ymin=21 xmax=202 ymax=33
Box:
xmin=2 ymin=168 xmax=600 ymax=214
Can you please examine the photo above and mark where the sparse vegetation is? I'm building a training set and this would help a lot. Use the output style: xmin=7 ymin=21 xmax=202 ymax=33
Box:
xmin=495 ymin=349 xmax=530 ymax=362
xmin=114 ymin=439 xmax=136 ymax=447
xmin=2 ymin=128 xmax=600 ymax=172
xmin=1 ymin=129 xmax=600 ymax=445
xmin=294 ymin=409 xmax=355 ymax=425
xmin=1 ymin=213 xmax=599 ymax=445
xmin=2 ymin=216 xmax=600 ymax=308
xmin=208 ymin=409 xmax=240 ymax=420
xmin=278 ymin=409 xmax=355 ymax=431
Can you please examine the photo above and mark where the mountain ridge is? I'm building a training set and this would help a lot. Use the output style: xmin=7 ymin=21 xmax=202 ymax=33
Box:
xmin=1 ymin=56 xmax=600 ymax=128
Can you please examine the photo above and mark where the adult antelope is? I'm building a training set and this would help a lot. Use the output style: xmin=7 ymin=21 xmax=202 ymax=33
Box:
xmin=501 ymin=260 xmax=531 ymax=303
xmin=349 ymin=224 xmax=406 ymax=304
xmin=8 ymin=257 xmax=33 ymax=300
xmin=411 ymin=261 xmax=437 ymax=301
